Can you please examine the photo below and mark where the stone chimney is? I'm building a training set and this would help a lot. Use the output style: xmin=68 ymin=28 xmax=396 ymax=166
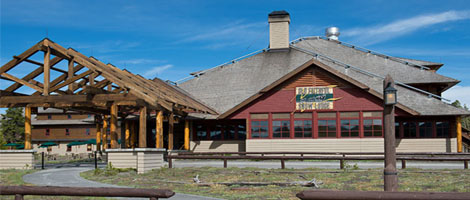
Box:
xmin=268 ymin=10 xmax=290 ymax=50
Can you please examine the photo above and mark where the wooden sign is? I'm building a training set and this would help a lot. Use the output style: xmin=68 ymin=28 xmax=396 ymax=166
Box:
xmin=295 ymin=86 xmax=337 ymax=111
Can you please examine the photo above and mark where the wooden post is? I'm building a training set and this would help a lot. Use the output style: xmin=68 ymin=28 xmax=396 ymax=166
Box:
xmin=102 ymin=116 xmax=108 ymax=150
xmin=401 ymin=160 xmax=406 ymax=169
xmin=383 ymin=75 xmax=398 ymax=192
xmin=24 ymin=107 xmax=32 ymax=150
xmin=184 ymin=120 xmax=190 ymax=150
xmin=125 ymin=121 xmax=130 ymax=148
xmin=457 ymin=116 xmax=462 ymax=153
xmin=168 ymin=113 xmax=174 ymax=150
xmin=139 ymin=107 xmax=147 ymax=148
xmin=67 ymin=59 xmax=74 ymax=92
xmin=43 ymin=46 xmax=50 ymax=96
xmin=96 ymin=123 xmax=101 ymax=152
xmin=131 ymin=121 xmax=136 ymax=148
xmin=110 ymin=104 xmax=118 ymax=149
xmin=156 ymin=110 xmax=163 ymax=148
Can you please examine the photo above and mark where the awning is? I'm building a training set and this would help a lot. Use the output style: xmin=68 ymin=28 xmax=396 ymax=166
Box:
xmin=39 ymin=142 xmax=58 ymax=148
xmin=3 ymin=143 xmax=21 ymax=147
xmin=67 ymin=141 xmax=86 ymax=147
xmin=83 ymin=139 xmax=96 ymax=145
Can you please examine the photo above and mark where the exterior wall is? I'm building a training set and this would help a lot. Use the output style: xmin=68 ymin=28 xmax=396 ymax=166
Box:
xmin=33 ymin=125 xmax=96 ymax=141
xmin=0 ymin=150 xmax=35 ymax=169
xmin=246 ymin=138 xmax=457 ymax=153
xmin=106 ymin=149 xmax=165 ymax=174
xmin=190 ymin=140 xmax=246 ymax=152
xmin=37 ymin=114 xmax=92 ymax=120
xmin=32 ymin=143 xmax=96 ymax=155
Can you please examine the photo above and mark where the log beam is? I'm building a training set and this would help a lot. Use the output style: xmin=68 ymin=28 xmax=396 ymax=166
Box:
xmin=139 ymin=107 xmax=147 ymax=148
xmin=68 ymin=59 xmax=74 ymax=91
xmin=110 ymin=104 xmax=118 ymax=149
xmin=43 ymin=46 xmax=50 ymax=96
xmin=0 ymin=73 xmax=44 ymax=93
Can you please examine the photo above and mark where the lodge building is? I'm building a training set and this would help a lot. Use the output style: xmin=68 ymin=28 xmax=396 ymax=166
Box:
xmin=176 ymin=11 xmax=470 ymax=153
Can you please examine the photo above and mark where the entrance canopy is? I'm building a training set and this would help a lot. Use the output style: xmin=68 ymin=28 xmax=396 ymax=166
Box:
xmin=0 ymin=38 xmax=217 ymax=115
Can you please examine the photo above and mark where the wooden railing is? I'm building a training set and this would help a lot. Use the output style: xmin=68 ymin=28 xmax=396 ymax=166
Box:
xmin=296 ymin=190 xmax=470 ymax=200
xmin=0 ymin=186 xmax=174 ymax=200
xmin=167 ymin=152 xmax=470 ymax=169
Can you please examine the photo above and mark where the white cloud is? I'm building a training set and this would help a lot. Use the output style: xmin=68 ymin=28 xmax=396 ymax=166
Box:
xmin=443 ymin=85 xmax=470 ymax=107
xmin=143 ymin=64 xmax=173 ymax=78
xmin=343 ymin=10 xmax=470 ymax=45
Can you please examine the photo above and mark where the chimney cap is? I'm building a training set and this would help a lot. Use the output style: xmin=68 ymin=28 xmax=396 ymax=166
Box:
xmin=269 ymin=10 xmax=290 ymax=17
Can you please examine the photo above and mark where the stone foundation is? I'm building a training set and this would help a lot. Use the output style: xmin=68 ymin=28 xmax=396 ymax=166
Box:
xmin=105 ymin=148 xmax=166 ymax=174
xmin=0 ymin=150 xmax=36 ymax=169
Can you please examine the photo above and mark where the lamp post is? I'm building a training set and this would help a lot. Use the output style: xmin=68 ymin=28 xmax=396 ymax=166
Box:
xmin=383 ymin=74 xmax=398 ymax=191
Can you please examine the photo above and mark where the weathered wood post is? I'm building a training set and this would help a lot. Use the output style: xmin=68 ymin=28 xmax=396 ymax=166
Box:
xmin=131 ymin=121 xmax=136 ymax=148
xmin=95 ymin=115 xmax=102 ymax=152
xmin=24 ymin=107 xmax=32 ymax=150
xmin=184 ymin=120 xmax=190 ymax=150
xmin=168 ymin=113 xmax=174 ymax=150
xmin=102 ymin=116 xmax=108 ymax=150
xmin=43 ymin=42 xmax=50 ymax=96
xmin=110 ymin=104 xmax=118 ymax=149
xmin=156 ymin=110 xmax=163 ymax=148
xmin=383 ymin=74 xmax=398 ymax=191
xmin=125 ymin=121 xmax=130 ymax=148
xmin=139 ymin=107 xmax=147 ymax=148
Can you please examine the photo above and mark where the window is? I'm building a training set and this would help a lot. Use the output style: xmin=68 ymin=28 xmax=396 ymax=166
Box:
xmin=45 ymin=129 xmax=50 ymax=136
xmin=436 ymin=121 xmax=449 ymax=138
xmin=294 ymin=120 xmax=312 ymax=138
xmin=403 ymin=122 xmax=417 ymax=138
xmin=195 ymin=124 xmax=207 ymax=140
xmin=210 ymin=124 xmax=222 ymax=139
xmin=251 ymin=120 xmax=268 ymax=138
xmin=65 ymin=128 xmax=70 ymax=136
xmin=66 ymin=146 xmax=71 ymax=152
xmin=318 ymin=112 xmax=337 ymax=138
xmin=47 ymin=146 xmax=52 ymax=152
xmin=340 ymin=112 xmax=359 ymax=138
xmin=395 ymin=122 xmax=400 ymax=138
xmin=85 ymin=128 xmax=90 ymax=136
xmin=67 ymin=114 xmax=72 ymax=119
xmin=272 ymin=120 xmax=290 ymax=138
xmin=47 ymin=115 xmax=52 ymax=119
xmin=364 ymin=119 xmax=383 ymax=137
xmin=237 ymin=124 xmax=246 ymax=140
xmin=87 ymin=144 xmax=92 ymax=151
xmin=341 ymin=119 xmax=359 ymax=137
xmin=419 ymin=122 xmax=433 ymax=138
xmin=224 ymin=124 xmax=236 ymax=140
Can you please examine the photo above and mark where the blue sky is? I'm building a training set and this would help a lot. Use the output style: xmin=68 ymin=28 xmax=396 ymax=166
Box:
xmin=1 ymin=0 xmax=470 ymax=114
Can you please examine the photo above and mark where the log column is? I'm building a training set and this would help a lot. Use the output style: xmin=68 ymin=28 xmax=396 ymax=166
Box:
xmin=43 ymin=44 xmax=50 ymax=96
xmin=125 ymin=121 xmax=131 ymax=148
xmin=156 ymin=111 xmax=163 ymax=148
xmin=102 ymin=116 xmax=108 ymax=150
xmin=457 ymin=116 xmax=462 ymax=153
xmin=184 ymin=120 xmax=190 ymax=150
xmin=96 ymin=122 xmax=102 ymax=152
xmin=168 ymin=113 xmax=174 ymax=150
xmin=131 ymin=121 xmax=136 ymax=148
xmin=24 ymin=107 xmax=32 ymax=150
xmin=139 ymin=107 xmax=147 ymax=148
xmin=110 ymin=104 xmax=118 ymax=149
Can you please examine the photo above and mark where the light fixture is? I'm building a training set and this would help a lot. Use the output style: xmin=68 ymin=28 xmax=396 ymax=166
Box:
xmin=384 ymin=84 xmax=397 ymax=105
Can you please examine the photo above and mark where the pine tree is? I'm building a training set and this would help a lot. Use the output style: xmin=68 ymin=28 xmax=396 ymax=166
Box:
xmin=0 ymin=107 xmax=25 ymax=143
xmin=451 ymin=100 xmax=470 ymax=130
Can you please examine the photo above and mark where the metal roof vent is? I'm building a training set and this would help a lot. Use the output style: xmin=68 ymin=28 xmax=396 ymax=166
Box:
xmin=325 ymin=27 xmax=340 ymax=40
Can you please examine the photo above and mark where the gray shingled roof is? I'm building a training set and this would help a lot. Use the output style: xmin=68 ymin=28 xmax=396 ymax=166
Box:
xmin=395 ymin=57 xmax=443 ymax=67
xmin=178 ymin=37 xmax=469 ymax=117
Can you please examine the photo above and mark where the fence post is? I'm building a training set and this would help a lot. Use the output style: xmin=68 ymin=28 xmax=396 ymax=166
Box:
xmin=281 ymin=159 xmax=285 ymax=169
xmin=464 ymin=160 xmax=468 ymax=169
xmin=223 ymin=158 xmax=227 ymax=168
xmin=401 ymin=160 xmax=406 ymax=169
xmin=41 ymin=152 xmax=45 ymax=170
xmin=340 ymin=159 xmax=344 ymax=169
xmin=15 ymin=194 xmax=23 ymax=200
xmin=168 ymin=157 xmax=172 ymax=168
xmin=94 ymin=151 xmax=98 ymax=169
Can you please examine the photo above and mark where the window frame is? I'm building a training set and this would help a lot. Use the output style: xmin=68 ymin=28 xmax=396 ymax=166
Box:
xmin=293 ymin=118 xmax=313 ymax=138
xmin=317 ymin=112 xmax=338 ymax=138
xmin=363 ymin=117 xmax=383 ymax=138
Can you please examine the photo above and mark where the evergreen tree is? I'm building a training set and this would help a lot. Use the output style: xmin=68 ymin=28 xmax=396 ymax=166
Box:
xmin=451 ymin=100 xmax=470 ymax=130
xmin=0 ymin=107 xmax=25 ymax=143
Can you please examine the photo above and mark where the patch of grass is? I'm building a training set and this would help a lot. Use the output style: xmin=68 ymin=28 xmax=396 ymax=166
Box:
xmin=81 ymin=167 xmax=470 ymax=200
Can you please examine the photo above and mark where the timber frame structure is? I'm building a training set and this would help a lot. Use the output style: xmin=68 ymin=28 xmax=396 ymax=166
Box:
xmin=0 ymin=38 xmax=217 ymax=150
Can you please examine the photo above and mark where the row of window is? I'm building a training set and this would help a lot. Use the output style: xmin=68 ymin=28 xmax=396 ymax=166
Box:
xmin=194 ymin=122 xmax=247 ymax=140
xmin=44 ymin=128 xmax=91 ymax=136
xmin=250 ymin=112 xmax=384 ymax=139
xmin=45 ymin=114 xmax=93 ymax=120
xmin=395 ymin=121 xmax=449 ymax=138
xmin=45 ymin=144 xmax=93 ymax=152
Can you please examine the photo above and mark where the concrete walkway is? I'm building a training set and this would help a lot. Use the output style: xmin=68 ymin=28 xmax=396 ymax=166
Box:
xmin=23 ymin=167 xmax=223 ymax=200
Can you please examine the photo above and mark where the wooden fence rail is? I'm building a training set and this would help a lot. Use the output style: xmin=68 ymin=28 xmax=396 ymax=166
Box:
xmin=296 ymin=190 xmax=470 ymax=200
xmin=0 ymin=186 xmax=175 ymax=200
xmin=167 ymin=152 xmax=470 ymax=169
